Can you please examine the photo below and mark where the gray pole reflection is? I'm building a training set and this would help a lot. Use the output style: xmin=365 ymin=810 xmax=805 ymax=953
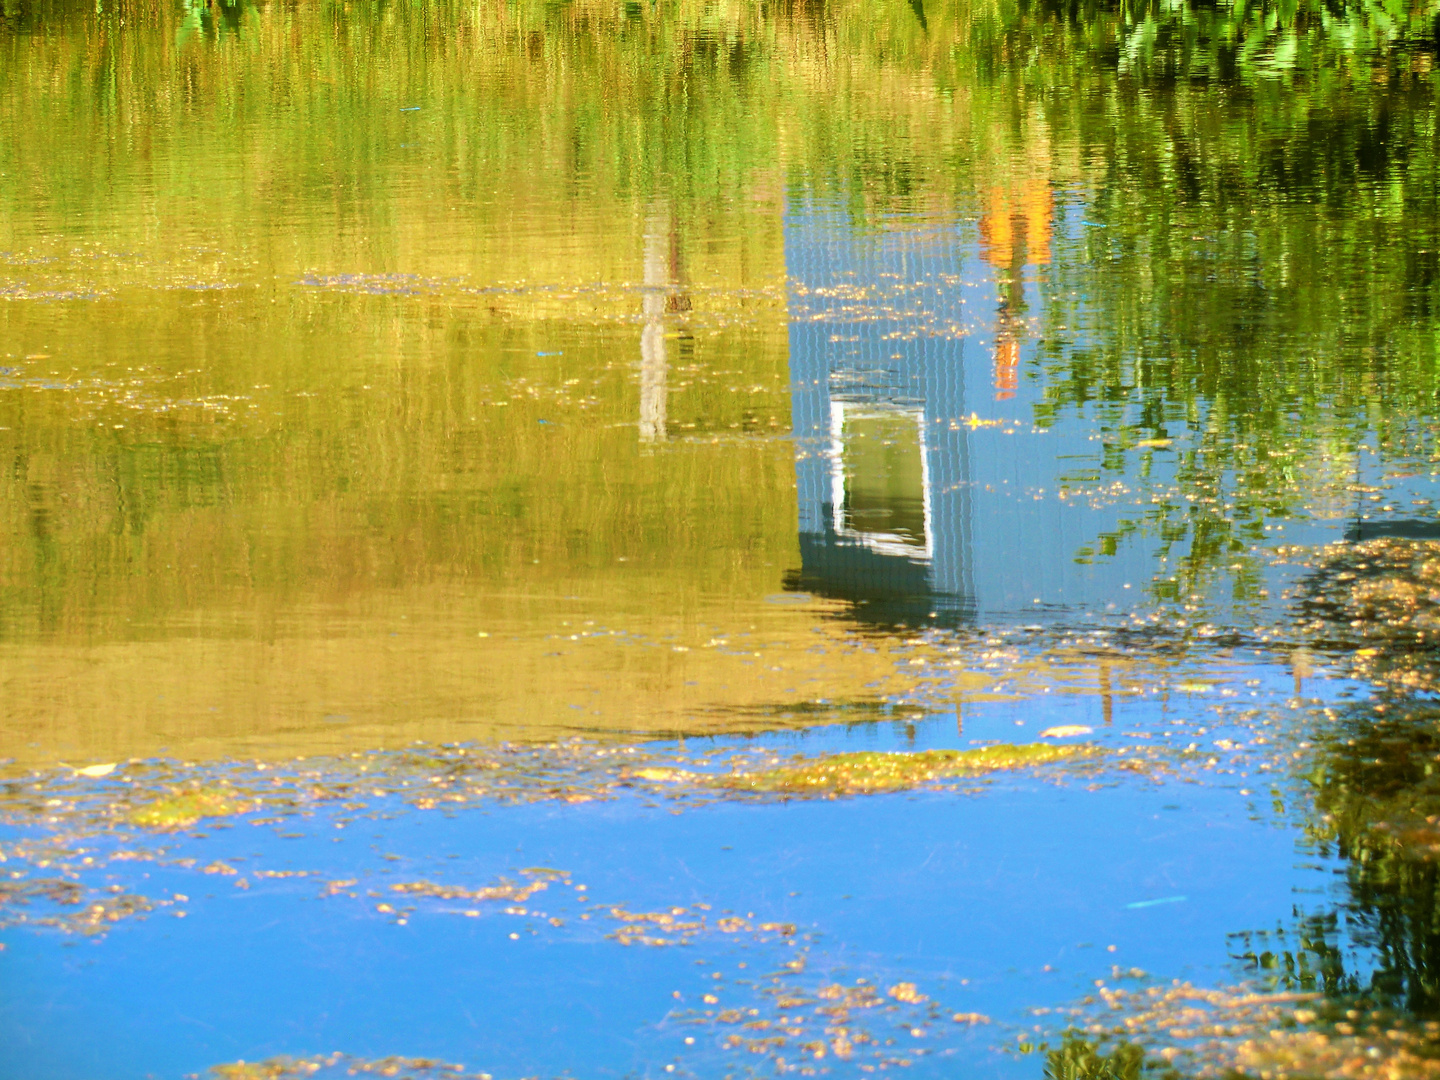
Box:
xmin=639 ymin=207 xmax=669 ymax=444
xmin=639 ymin=206 xmax=692 ymax=444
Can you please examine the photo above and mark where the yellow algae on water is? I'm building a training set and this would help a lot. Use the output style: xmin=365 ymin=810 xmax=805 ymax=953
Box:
xmin=715 ymin=744 xmax=1096 ymax=796
xmin=887 ymin=982 xmax=927 ymax=1004
xmin=210 ymin=1055 xmax=477 ymax=1080
xmin=128 ymin=787 xmax=250 ymax=829
xmin=1053 ymin=980 xmax=1440 ymax=1080
xmin=630 ymin=767 xmax=694 ymax=783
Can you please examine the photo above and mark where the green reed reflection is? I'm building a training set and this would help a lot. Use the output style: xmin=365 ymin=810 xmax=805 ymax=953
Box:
xmin=1 ymin=0 xmax=1439 ymax=762
xmin=1043 ymin=1033 xmax=1154 ymax=1080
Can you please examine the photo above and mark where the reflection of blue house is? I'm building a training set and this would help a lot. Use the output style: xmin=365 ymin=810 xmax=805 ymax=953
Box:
xmin=784 ymin=204 xmax=1155 ymax=626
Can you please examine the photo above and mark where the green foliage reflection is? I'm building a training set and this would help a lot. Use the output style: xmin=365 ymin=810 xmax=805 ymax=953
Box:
xmin=1043 ymin=1033 xmax=1159 ymax=1080
xmin=1304 ymin=701 xmax=1440 ymax=1015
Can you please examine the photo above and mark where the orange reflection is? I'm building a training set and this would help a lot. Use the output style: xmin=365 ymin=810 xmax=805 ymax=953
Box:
xmin=978 ymin=179 xmax=1053 ymax=401
xmin=979 ymin=180 xmax=1052 ymax=270
xmin=993 ymin=336 xmax=1020 ymax=400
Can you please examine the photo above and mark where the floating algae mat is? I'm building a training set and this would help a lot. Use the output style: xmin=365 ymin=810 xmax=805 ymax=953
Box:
xmin=1291 ymin=539 xmax=1440 ymax=695
xmin=0 ymin=672 xmax=1391 ymax=1078
xmin=712 ymin=744 xmax=1101 ymax=796
xmin=6 ymin=0 xmax=1440 ymax=1076
xmin=1 ymin=739 xmax=1140 ymax=844
xmin=208 ymin=1058 xmax=493 ymax=1080
xmin=126 ymin=786 xmax=253 ymax=830
xmin=1033 ymin=980 xmax=1440 ymax=1080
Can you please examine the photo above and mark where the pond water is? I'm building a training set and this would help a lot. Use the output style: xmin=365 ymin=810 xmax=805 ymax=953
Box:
xmin=4 ymin=1 xmax=1440 ymax=1077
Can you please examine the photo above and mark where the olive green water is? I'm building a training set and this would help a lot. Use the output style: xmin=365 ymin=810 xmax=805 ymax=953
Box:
xmin=3 ymin=0 xmax=1437 ymax=768
xmin=6 ymin=1 xmax=1440 ymax=1078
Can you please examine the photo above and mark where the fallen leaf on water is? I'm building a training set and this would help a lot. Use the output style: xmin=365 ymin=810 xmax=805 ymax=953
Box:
xmin=631 ymin=767 xmax=690 ymax=783
xmin=888 ymin=983 xmax=926 ymax=1004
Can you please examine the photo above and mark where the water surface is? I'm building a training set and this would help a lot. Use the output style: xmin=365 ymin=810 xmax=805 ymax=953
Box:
xmin=4 ymin=1 xmax=1440 ymax=1077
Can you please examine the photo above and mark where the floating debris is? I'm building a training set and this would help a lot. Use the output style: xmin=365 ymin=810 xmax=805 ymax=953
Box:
xmin=65 ymin=763 xmax=116 ymax=779
xmin=389 ymin=872 xmax=557 ymax=906
xmin=887 ymin=982 xmax=927 ymax=1004
xmin=1125 ymin=897 xmax=1186 ymax=910
xmin=1293 ymin=539 xmax=1440 ymax=694
xmin=209 ymin=1053 xmax=484 ymax=1080
xmin=1037 ymin=979 xmax=1440 ymax=1080
xmin=127 ymin=786 xmax=251 ymax=829
xmin=0 ymin=876 xmax=154 ymax=935
xmin=714 ymin=744 xmax=1100 ymax=797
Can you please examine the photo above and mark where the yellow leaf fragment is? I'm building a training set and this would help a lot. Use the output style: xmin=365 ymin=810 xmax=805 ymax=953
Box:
xmin=631 ymin=767 xmax=690 ymax=783
xmin=888 ymin=982 xmax=927 ymax=1004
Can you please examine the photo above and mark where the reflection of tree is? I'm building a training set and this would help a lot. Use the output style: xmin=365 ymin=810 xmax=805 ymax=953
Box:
xmin=962 ymin=1 xmax=1440 ymax=608
xmin=9 ymin=0 xmax=1440 ymax=613
xmin=1266 ymin=542 xmax=1440 ymax=1017
xmin=1042 ymin=1033 xmax=1151 ymax=1080
xmin=1300 ymin=699 xmax=1440 ymax=1016
xmin=1226 ymin=911 xmax=1358 ymax=1000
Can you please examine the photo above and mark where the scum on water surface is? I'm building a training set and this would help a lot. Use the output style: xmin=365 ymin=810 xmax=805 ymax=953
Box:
xmin=0 ymin=652 xmax=1435 ymax=1078
xmin=1291 ymin=539 xmax=1440 ymax=696
xmin=5 ymin=736 xmax=1158 ymax=833
xmin=704 ymin=744 xmax=1104 ymax=796
xmin=10 ymin=2 xmax=1440 ymax=1074
xmin=197 ymin=978 xmax=1440 ymax=1079
xmin=1026 ymin=979 xmax=1440 ymax=1080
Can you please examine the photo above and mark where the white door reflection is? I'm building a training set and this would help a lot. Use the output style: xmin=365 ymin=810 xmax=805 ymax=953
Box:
xmin=828 ymin=399 xmax=933 ymax=562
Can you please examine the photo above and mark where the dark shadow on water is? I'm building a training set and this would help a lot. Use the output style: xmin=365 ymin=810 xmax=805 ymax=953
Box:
xmin=1347 ymin=519 xmax=1440 ymax=541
